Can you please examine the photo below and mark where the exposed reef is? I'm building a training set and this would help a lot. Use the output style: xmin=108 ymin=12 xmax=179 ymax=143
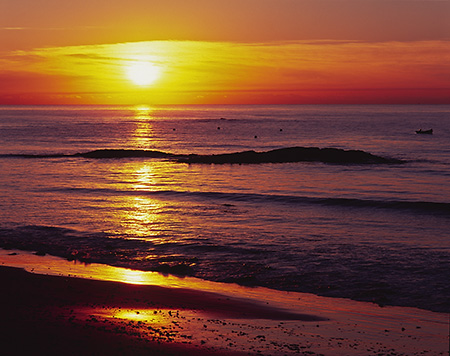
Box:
xmin=75 ymin=149 xmax=175 ymax=159
xmin=6 ymin=147 xmax=403 ymax=164
xmin=178 ymin=147 xmax=402 ymax=165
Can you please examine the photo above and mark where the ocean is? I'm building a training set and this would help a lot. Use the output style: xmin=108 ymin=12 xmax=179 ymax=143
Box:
xmin=0 ymin=104 xmax=449 ymax=313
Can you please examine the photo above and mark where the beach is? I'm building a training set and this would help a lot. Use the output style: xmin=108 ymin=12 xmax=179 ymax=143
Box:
xmin=1 ymin=251 xmax=448 ymax=356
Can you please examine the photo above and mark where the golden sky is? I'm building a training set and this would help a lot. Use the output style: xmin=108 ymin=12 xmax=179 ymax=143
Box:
xmin=1 ymin=0 xmax=449 ymax=104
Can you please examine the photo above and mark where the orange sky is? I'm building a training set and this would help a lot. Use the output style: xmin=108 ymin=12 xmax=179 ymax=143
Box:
xmin=1 ymin=0 xmax=449 ymax=105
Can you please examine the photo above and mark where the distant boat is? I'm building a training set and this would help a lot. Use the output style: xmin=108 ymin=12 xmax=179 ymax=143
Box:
xmin=416 ymin=129 xmax=433 ymax=134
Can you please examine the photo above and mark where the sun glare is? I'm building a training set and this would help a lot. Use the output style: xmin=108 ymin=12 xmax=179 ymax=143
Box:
xmin=126 ymin=62 xmax=160 ymax=86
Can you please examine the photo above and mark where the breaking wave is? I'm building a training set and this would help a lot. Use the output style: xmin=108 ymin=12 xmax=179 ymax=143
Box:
xmin=39 ymin=187 xmax=450 ymax=216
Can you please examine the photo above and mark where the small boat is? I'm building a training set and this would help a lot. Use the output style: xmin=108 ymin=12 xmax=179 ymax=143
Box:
xmin=416 ymin=129 xmax=433 ymax=134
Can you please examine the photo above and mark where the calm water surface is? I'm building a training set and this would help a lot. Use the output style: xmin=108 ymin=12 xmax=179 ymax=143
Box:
xmin=0 ymin=105 xmax=449 ymax=312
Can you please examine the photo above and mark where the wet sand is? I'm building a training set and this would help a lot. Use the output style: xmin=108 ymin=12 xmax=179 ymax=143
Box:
xmin=0 ymin=253 xmax=448 ymax=356
xmin=0 ymin=265 xmax=309 ymax=355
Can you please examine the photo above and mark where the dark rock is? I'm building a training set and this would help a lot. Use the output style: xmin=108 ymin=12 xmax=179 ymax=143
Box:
xmin=178 ymin=147 xmax=403 ymax=165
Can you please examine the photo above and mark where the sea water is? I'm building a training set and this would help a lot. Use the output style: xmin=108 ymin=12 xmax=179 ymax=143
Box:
xmin=0 ymin=105 xmax=449 ymax=313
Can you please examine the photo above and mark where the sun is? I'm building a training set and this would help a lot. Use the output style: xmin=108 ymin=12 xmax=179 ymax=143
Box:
xmin=126 ymin=62 xmax=160 ymax=86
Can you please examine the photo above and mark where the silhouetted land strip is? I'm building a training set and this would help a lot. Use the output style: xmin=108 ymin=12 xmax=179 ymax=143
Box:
xmin=4 ymin=147 xmax=403 ymax=164
xmin=2 ymin=149 xmax=175 ymax=159
xmin=75 ymin=149 xmax=176 ymax=159
xmin=179 ymin=147 xmax=402 ymax=164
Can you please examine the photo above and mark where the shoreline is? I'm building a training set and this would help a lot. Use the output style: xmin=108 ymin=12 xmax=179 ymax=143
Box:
xmin=1 ymin=251 xmax=448 ymax=355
